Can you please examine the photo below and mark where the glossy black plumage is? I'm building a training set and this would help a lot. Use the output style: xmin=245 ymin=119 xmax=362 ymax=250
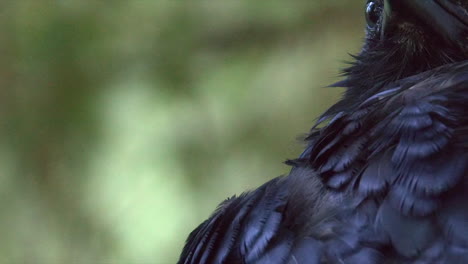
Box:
xmin=179 ymin=1 xmax=468 ymax=263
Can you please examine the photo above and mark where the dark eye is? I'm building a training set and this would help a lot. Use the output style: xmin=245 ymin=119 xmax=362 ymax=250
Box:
xmin=366 ymin=1 xmax=380 ymax=27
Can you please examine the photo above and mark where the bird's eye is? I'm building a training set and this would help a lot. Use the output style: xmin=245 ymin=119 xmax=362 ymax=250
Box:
xmin=365 ymin=1 xmax=380 ymax=27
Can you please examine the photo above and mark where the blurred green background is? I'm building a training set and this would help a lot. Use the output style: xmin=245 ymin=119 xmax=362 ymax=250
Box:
xmin=1 ymin=1 xmax=365 ymax=263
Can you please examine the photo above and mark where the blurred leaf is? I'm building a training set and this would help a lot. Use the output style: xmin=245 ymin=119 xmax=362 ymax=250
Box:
xmin=0 ymin=1 xmax=364 ymax=263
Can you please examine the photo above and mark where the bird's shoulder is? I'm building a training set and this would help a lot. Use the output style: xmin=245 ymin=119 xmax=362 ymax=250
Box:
xmin=178 ymin=169 xmax=351 ymax=264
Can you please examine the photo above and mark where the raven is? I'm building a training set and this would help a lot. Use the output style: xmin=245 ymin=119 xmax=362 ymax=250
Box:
xmin=178 ymin=1 xmax=468 ymax=263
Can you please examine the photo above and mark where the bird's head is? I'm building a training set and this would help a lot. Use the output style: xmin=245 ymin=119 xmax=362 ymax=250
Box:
xmin=341 ymin=0 xmax=468 ymax=93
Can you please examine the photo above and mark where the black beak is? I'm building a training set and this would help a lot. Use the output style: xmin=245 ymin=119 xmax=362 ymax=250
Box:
xmin=382 ymin=0 xmax=468 ymax=45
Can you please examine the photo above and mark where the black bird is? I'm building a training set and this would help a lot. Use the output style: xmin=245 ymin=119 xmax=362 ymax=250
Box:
xmin=178 ymin=1 xmax=468 ymax=263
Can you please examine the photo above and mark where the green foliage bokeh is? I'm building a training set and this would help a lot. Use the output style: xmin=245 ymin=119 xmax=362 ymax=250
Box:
xmin=0 ymin=1 xmax=364 ymax=263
